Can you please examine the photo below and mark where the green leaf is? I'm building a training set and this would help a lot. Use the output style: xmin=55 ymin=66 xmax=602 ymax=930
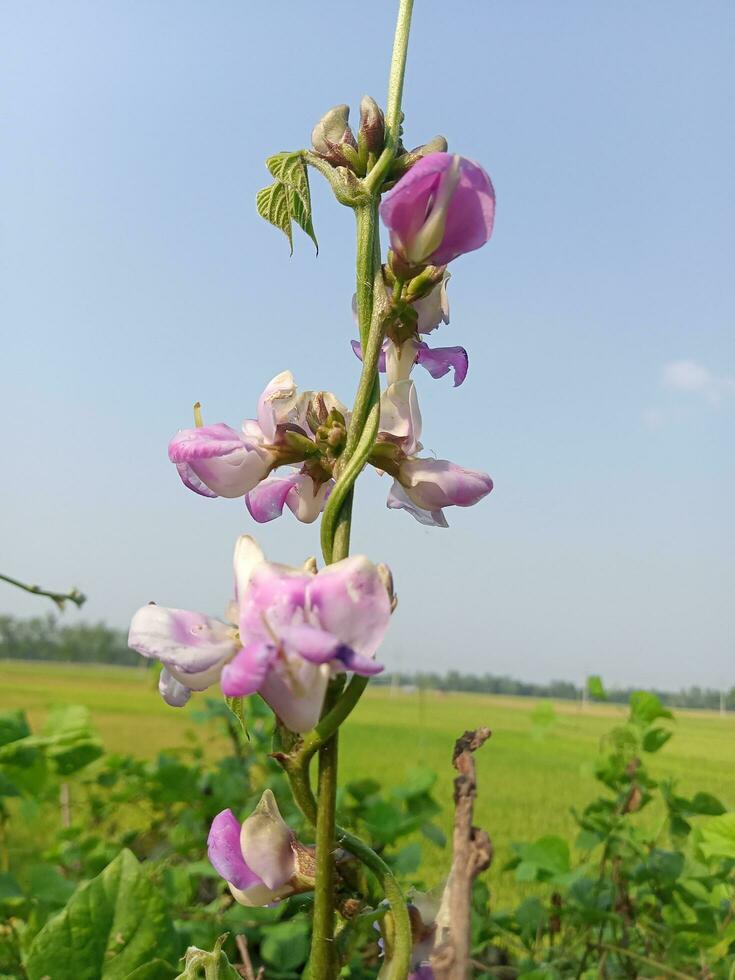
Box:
xmin=392 ymin=842 xmax=422 ymax=875
xmin=260 ymin=918 xmax=310 ymax=972
xmin=256 ymin=182 xmax=292 ymax=250
xmin=223 ymin=696 xmax=248 ymax=737
xmin=392 ymin=766 xmax=437 ymax=800
xmin=699 ymin=812 xmax=735 ymax=861
xmin=125 ymin=961 xmax=177 ymax=979
xmin=25 ymin=849 xmax=180 ymax=980
xmin=0 ymin=872 xmax=24 ymax=905
xmin=629 ymin=690 xmax=673 ymax=727
xmin=421 ymin=822 xmax=447 ymax=848
xmin=587 ymin=674 xmax=607 ymax=701
xmin=27 ymin=863 xmax=76 ymax=907
xmin=256 ymin=152 xmax=318 ymax=254
xmin=642 ymin=727 xmax=673 ymax=753
xmin=515 ymin=835 xmax=570 ymax=882
xmin=688 ymin=792 xmax=726 ymax=816
xmin=0 ymin=709 xmax=31 ymax=746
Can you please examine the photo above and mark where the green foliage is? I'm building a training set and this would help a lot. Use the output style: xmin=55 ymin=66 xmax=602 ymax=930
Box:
xmin=25 ymin=850 xmax=178 ymax=979
xmin=586 ymin=674 xmax=606 ymax=701
xmin=474 ymin=690 xmax=735 ymax=977
xmin=256 ymin=152 xmax=318 ymax=254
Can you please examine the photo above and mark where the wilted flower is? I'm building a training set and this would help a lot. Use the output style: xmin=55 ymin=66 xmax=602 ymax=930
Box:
xmin=208 ymin=790 xmax=314 ymax=907
xmin=380 ymin=152 xmax=495 ymax=266
xmin=129 ymin=536 xmax=394 ymax=729
xmin=168 ymin=371 xmax=348 ymax=525
xmin=373 ymin=381 xmax=493 ymax=527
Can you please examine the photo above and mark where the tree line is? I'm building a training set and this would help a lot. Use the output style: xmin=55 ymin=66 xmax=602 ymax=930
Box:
xmin=1 ymin=614 xmax=732 ymax=710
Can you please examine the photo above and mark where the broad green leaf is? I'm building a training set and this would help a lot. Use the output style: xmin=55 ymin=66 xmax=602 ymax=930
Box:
xmin=699 ymin=812 xmax=735 ymax=861
xmin=260 ymin=918 xmax=310 ymax=973
xmin=256 ymin=152 xmax=318 ymax=254
xmin=0 ymin=872 xmax=23 ymax=904
xmin=42 ymin=704 xmax=93 ymax=737
xmin=125 ymin=961 xmax=177 ymax=979
xmin=629 ymin=690 xmax=673 ymax=727
xmin=27 ymin=863 xmax=76 ymax=907
xmin=25 ymin=849 xmax=179 ymax=980
xmin=0 ymin=709 xmax=31 ymax=746
xmin=392 ymin=765 xmax=436 ymax=800
xmin=515 ymin=835 xmax=570 ymax=882
xmin=256 ymin=182 xmax=292 ymax=250
xmin=642 ymin=727 xmax=673 ymax=753
xmin=688 ymin=791 xmax=726 ymax=816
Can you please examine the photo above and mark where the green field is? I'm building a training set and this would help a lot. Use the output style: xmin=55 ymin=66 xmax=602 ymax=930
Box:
xmin=4 ymin=660 xmax=735 ymax=906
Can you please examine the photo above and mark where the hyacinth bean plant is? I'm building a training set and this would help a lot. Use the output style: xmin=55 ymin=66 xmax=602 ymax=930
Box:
xmin=128 ymin=2 xmax=495 ymax=977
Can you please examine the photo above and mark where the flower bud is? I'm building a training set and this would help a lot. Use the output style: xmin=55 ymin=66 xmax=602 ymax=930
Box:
xmin=380 ymin=152 xmax=495 ymax=266
xmin=390 ymin=136 xmax=449 ymax=181
xmin=358 ymin=95 xmax=385 ymax=156
xmin=311 ymin=104 xmax=359 ymax=169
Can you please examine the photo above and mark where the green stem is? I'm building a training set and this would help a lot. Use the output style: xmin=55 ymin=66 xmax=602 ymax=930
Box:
xmin=0 ymin=572 xmax=85 ymax=610
xmin=310 ymin=716 xmax=340 ymax=978
xmin=307 ymin=4 xmax=415 ymax=978
xmin=364 ymin=0 xmax=415 ymax=194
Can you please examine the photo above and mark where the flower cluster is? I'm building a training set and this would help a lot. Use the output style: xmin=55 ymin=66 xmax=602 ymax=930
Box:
xmin=169 ymin=371 xmax=348 ymax=524
xmin=168 ymin=157 xmax=494 ymax=530
xmin=128 ymin=535 xmax=392 ymax=731
xmin=129 ymin=108 xmax=498 ymax=954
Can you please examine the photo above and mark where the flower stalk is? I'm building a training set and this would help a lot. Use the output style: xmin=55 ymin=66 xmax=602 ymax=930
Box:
xmin=309 ymin=4 xmax=416 ymax=975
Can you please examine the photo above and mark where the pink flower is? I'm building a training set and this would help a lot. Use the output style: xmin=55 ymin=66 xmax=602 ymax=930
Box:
xmin=129 ymin=536 xmax=393 ymax=730
xmin=168 ymin=371 xmax=347 ymax=525
xmin=376 ymin=381 xmax=493 ymax=527
xmin=208 ymin=791 xmax=308 ymax=907
xmin=380 ymin=153 xmax=495 ymax=266
xmin=222 ymin=545 xmax=392 ymax=732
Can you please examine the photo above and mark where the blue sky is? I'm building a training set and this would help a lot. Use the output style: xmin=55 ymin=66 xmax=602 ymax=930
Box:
xmin=1 ymin=1 xmax=733 ymax=689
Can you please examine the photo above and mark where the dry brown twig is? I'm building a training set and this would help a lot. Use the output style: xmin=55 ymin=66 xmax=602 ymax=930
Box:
xmin=235 ymin=934 xmax=264 ymax=980
xmin=430 ymin=728 xmax=493 ymax=980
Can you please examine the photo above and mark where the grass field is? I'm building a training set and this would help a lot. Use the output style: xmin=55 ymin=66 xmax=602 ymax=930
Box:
xmin=4 ymin=659 xmax=734 ymax=905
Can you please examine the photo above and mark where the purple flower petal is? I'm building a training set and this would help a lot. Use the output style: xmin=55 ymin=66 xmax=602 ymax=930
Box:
xmin=259 ymin=659 xmax=331 ymax=733
xmin=284 ymin=474 xmax=331 ymax=524
xmin=128 ymin=605 xmax=237 ymax=683
xmin=168 ymin=423 xmax=246 ymax=462
xmin=277 ymin=623 xmax=341 ymax=663
xmin=208 ymin=809 xmax=263 ymax=891
xmin=387 ymin=480 xmax=449 ymax=528
xmin=240 ymin=789 xmax=295 ymax=890
xmin=398 ymin=458 xmax=493 ymax=510
xmin=380 ymin=153 xmax=495 ymax=266
xmin=379 ymin=381 xmax=422 ymax=455
xmin=158 ymin=667 xmax=191 ymax=707
xmin=239 ymin=563 xmax=310 ymax=642
xmin=336 ymin=646 xmax=385 ymax=676
xmin=416 ymin=343 xmax=469 ymax=387
xmin=246 ymin=475 xmax=299 ymax=523
xmin=256 ymin=370 xmax=298 ymax=442
xmin=246 ymin=473 xmax=330 ymax=525
xmin=307 ymin=556 xmax=392 ymax=662
xmin=220 ymin=641 xmax=275 ymax=697
xmin=351 ymin=339 xmax=387 ymax=373
xmin=174 ymin=462 xmax=218 ymax=498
